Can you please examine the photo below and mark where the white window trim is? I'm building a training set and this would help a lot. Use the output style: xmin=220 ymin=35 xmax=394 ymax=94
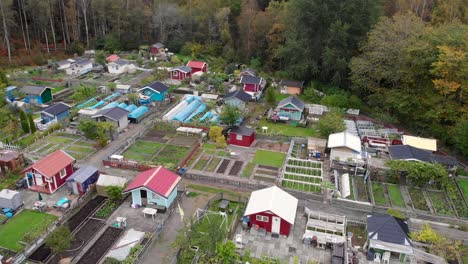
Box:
xmin=60 ymin=168 xmax=67 ymax=179
xmin=256 ymin=215 xmax=269 ymax=222
xmin=236 ymin=134 xmax=243 ymax=141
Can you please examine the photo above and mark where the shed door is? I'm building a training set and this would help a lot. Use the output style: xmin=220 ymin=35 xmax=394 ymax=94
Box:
xmin=35 ymin=174 xmax=44 ymax=185
xmin=272 ymin=216 xmax=281 ymax=234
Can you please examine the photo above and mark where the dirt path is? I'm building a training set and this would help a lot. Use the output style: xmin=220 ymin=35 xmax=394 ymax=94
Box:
xmin=140 ymin=191 xmax=214 ymax=264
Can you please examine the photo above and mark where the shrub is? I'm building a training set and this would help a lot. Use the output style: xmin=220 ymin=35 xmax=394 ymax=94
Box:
xmin=106 ymin=186 xmax=124 ymax=202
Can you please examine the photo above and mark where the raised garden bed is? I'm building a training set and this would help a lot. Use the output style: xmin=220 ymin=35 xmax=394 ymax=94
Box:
xmin=254 ymin=175 xmax=277 ymax=183
xmin=283 ymin=174 xmax=319 ymax=183
xmin=285 ymin=166 xmax=321 ymax=176
xmin=187 ymin=149 xmax=203 ymax=167
xmin=66 ymin=196 xmax=107 ymax=232
xmin=456 ymin=178 xmax=468 ymax=201
xmin=387 ymin=184 xmax=405 ymax=208
xmin=241 ymin=163 xmax=255 ymax=178
xmin=427 ymin=191 xmax=455 ymax=216
xmin=446 ymin=181 xmax=468 ymax=218
xmin=194 ymin=157 xmax=209 ymax=170
xmin=76 ymin=227 xmax=124 ymax=264
xmin=256 ymin=170 xmax=278 ymax=176
xmin=216 ymin=159 xmax=230 ymax=174
xmin=408 ymin=188 xmax=429 ymax=211
xmin=372 ymin=183 xmax=387 ymax=206
xmin=95 ymin=201 xmax=120 ymax=219
xmin=228 ymin=161 xmax=244 ymax=176
xmin=355 ymin=177 xmax=370 ymax=203
xmin=205 ymin=157 xmax=221 ymax=172
xmin=282 ymin=181 xmax=321 ymax=193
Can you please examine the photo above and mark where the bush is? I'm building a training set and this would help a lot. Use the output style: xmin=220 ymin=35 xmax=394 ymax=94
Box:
xmin=67 ymin=41 xmax=85 ymax=55
xmin=45 ymin=226 xmax=73 ymax=255
xmin=106 ymin=186 xmax=123 ymax=202
xmin=317 ymin=108 xmax=345 ymax=137
xmin=95 ymin=201 xmax=119 ymax=219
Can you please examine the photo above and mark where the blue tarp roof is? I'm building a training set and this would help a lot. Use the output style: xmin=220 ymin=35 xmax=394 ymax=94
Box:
xmin=66 ymin=166 xmax=99 ymax=183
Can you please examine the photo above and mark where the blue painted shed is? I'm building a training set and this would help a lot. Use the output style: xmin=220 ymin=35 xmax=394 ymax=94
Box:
xmin=137 ymin=81 xmax=169 ymax=102
xmin=20 ymin=86 xmax=53 ymax=104
xmin=41 ymin=102 xmax=71 ymax=123
xmin=66 ymin=166 xmax=99 ymax=195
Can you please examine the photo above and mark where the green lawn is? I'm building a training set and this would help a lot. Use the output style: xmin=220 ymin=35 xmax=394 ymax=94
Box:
xmin=371 ymin=183 xmax=387 ymax=206
xmin=194 ymin=157 xmax=209 ymax=170
xmin=387 ymin=184 xmax=405 ymax=208
xmin=456 ymin=178 xmax=468 ymax=200
xmin=188 ymin=149 xmax=203 ymax=167
xmin=187 ymin=184 xmax=245 ymax=197
xmin=0 ymin=172 xmax=23 ymax=190
xmin=202 ymin=143 xmax=217 ymax=150
xmin=241 ymin=162 xmax=255 ymax=178
xmin=0 ymin=210 xmax=57 ymax=251
xmin=258 ymin=119 xmax=317 ymax=137
xmin=253 ymin=150 xmax=286 ymax=168
xmin=153 ymin=145 xmax=190 ymax=165
xmin=122 ymin=140 xmax=166 ymax=161
xmin=66 ymin=145 xmax=94 ymax=153
xmin=46 ymin=136 xmax=74 ymax=144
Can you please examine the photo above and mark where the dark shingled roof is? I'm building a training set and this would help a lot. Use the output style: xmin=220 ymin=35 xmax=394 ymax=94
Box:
xmin=230 ymin=126 xmax=254 ymax=136
xmin=277 ymin=96 xmax=305 ymax=111
xmin=92 ymin=107 xmax=129 ymax=121
xmin=223 ymin=89 xmax=252 ymax=103
xmin=113 ymin=59 xmax=130 ymax=66
xmin=388 ymin=145 xmax=457 ymax=166
xmin=280 ymin=80 xmax=304 ymax=88
xmin=240 ymin=75 xmax=262 ymax=85
xmin=20 ymin=85 xmax=51 ymax=95
xmin=240 ymin=68 xmax=257 ymax=76
xmin=144 ymin=81 xmax=169 ymax=93
xmin=73 ymin=58 xmax=92 ymax=66
xmin=172 ymin=66 xmax=192 ymax=73
xmin=152 ymin=42 xmax=164 ymax=48
xmin=367 ymin=214 xmax=411 ymax=246
xmin=43 ymin=102 xmax=70 ymax=116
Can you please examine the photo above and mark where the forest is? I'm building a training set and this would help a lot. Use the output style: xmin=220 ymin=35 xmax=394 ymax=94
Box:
xmin=0 ymin=0 xmax=467 ymax=157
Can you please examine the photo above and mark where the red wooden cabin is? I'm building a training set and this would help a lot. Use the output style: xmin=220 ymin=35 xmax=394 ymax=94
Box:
xmin=170 ymin=66 xmax=192 ymax=80
xmin=228 ymin=126 xmax=255 ymax=147
xmin=22 ymin=150 xmax=76 ymax=194
xmin=243 ymin=186 xmax=298 ymax=236
xmin=187 ymin=60 xmax=208 ymax=73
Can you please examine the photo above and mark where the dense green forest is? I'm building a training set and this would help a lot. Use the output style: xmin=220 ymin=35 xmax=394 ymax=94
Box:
xmin=0 ymin=0 xmax=466 ymax=156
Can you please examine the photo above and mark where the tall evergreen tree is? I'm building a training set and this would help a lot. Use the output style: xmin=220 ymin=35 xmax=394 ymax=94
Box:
xmin=28 ymin=113 xmax=36 ymax=133
xmin=19 ymin=111 xmax=30 ymax=134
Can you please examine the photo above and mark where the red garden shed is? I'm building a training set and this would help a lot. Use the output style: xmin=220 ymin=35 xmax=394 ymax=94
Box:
xmin=170 ymin=66 xmax=192 ymax=80
xmin=228 ymin=126 xmax=255 ymax=147
xmin=22 ymin=149 xmax=76 ymax=194
xmin=187 ymin=60 xmax=208 ymax=73
xmin=151 ymin=43 xmax=165 ymax=55
xmin=243 ymin=186 xmax=298 ymax=236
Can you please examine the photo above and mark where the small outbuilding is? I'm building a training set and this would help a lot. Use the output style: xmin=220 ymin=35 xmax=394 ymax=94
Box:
xmin=20 ymin=85 xmax=53 ymax=104
xmin=123 ymin=166 xmax=181 ymax=209
xmin=271 ymin=96 xmax=305 ymax=122
xmin=402 ymin=135 xmax=437 ymax=152
xmin=243 ymin=186 xmax=298 ymax=236
xmin=96 ymin=174 xmax=128 ymax=196
xmin=170 ymin=66 xmax=192 ymax=80
xmin=187 ymin=60 xmax=208 ymax=73
xmin=41 ymin=102 xmax=71 ymax=123
xmin=280 ymin=80 xmax=304 ymax=95
xmin=239 ymin=68 xmax=257 ymax=77
xmin=327 ymin=132 xmax=362 ymax=161
xmin=66 ymin=166 xmax=100 ymax=195
xmin=223 ymin=89 xmax=252 ymax=110
xmin=151 ymin=42 xmax=165 ymax=55
xmin=138 ymin=81 xmax=170 ymax=102
xmin=228 ymin=126 xmax=255 ymax=147
xmin=22 ymin=149 xmax=76 ymax=194
xmin=92 ymin=107 xmax=130 ymax=133
xmin=0 ymin=189 xmax=23 ymax=210
xmin=0 ymin=150 xmax=25 ymax=174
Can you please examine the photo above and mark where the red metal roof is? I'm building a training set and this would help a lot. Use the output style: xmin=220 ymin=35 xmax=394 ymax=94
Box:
xmin=22 ymin=150 xmax=75 ymax=178
xmin=124 ymin=166 xmax=181 ymax=198
xmin=187 ymin=60 xmax=207 ymax=69
xmin=106 ymin=54 xmax=120 ymax=62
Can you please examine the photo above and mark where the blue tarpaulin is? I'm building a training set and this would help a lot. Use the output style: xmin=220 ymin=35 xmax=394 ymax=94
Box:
xmin=118 ymin=102 xmax=128 ymax=109
xmin=101 ymin=101 xmax=119 ymax=109
xmin=89 ymin=101 xmax=105 ymax=109
xmin=128 ymin=106 xmax=149 ymax=119
xmin=173 ymin=99 xmax=201 ymax=122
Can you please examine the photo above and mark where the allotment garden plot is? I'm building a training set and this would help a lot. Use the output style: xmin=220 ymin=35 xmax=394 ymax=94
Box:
xmin=121 ymin=129 xmax=198 ymax=166
xmin=27 ymin=132 xmax=96 ymax=160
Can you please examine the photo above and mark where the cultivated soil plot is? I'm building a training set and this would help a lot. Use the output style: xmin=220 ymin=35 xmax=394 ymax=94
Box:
xmin=254 ymin=140 xmax=290 ymax=153
xmin=28 ymin=196 xmax=107 ymax=262
xmin=28 ymin=133 xmax=96 ymax=160
xmin=217 ymin=159 xmax=231 ymax=174
xmin=408 ymin=188 xmax=429 ymax=211
xmin=427 ymin=191 xmax=455 ymax=216
xmin=76 ymin=227 xmax=124 ymax=264
xmin=229 ymin=161 xmax=244 ymax=176
xmin=142 ymin=130 xmax=169 ymax=143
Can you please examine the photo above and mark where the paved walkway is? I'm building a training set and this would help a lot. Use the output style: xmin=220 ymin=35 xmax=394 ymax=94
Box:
xmin=140 ymin=192 xmax=214 ymax=264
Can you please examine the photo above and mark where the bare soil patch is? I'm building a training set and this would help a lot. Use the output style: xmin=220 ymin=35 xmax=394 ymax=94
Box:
xmin=216 ymin=159 xmax=231 ymax=174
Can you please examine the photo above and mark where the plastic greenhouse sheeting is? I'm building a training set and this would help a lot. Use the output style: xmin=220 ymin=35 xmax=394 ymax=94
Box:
xmin=172 ymin=99 xmax=201 ymax=122
xmin=184 ymin=103 xmax=207 ymax=123
xmin=125 ymin=104 xmax=137 ymax=112
xmin=128 ymin=106 xmax=149 ymax=119
xmin=210 ymin=115 xmax=220 ymax=123
xmin=118 ymin=102 xmax=128 ymax=109
xmin=104 ymin=92 xmax=120 ymax=101
xmin=89 ymin=101 xmax=105 ymax=109
xmin=76 ymin=98 xmax=96 ymax=109
xmin=199 ymin=111 xmax=213 ymax=122
xmin=101 ymin=101 xmax=119 ymax=109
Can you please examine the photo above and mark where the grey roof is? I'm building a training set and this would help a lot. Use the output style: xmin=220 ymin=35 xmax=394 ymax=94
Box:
xmin=172 ymin=66 xmax=192 ymax=73
xmin=278 ymin=96 xmax=305 ymax=111
xmin=230 ymin=126 xmax=255 ymax=136
xmin=43 ymin=102 xmax=70 ymax=116
xmin=240 ymin=75 xmax=262 ymax=85
xmin=388 ymin=145 xmax=457 ymax=166
xmin=113 ymin=59 xmax=130 ymax=66
xmin=281 ymin=80 xmax=304 ymax=88
xmin=56 ymin=59 xmax=71 ymax=66
xmin=144 ymin=81 xmax=169 ymax=93
xmin=66 ymin=165 xmax=99 ymax=183
xmin=92 ymin=107 xmax=129 ymax=121
xmin=367 ymin=214 xmax=411 ymax=246
xmin=152 ymin=42 xmax=164 ymax=48
xmin=20 ymin=85 xmax=51 ymax=95
xmin=73 ymin=58 xmax=92 ymax=66
xmin=240 ymin=68 xmax=257 ymax=76
xmin=223 ymin=90 xmax=251 ymax=103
